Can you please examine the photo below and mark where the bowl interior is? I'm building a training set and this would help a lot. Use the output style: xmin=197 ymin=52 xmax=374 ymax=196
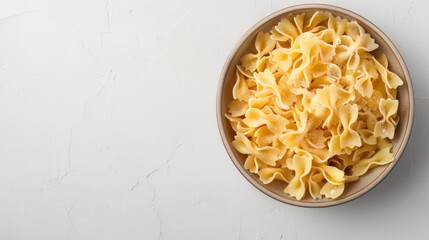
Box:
xmin=218 ymin=4 xmax=413 ymax=207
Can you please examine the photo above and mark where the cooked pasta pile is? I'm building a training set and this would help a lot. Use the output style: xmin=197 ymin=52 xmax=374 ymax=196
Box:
xmin=226 ymin=11 xmax=403 ymax=200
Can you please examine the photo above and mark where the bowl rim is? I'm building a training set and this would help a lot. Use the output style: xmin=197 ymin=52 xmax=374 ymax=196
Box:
xmin=216 ymin=3 xmax=414 ymax=208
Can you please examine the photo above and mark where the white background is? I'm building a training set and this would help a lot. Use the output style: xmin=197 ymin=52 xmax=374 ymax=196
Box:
xmin=0 ymin=0 xmax=427 ymax=239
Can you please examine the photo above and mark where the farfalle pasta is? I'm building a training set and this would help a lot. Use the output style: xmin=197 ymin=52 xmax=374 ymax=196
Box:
xmin=226 ymin=11 xmax=403 ymax=200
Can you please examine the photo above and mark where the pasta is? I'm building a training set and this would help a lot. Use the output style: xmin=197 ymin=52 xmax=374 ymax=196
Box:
xmin=226 ymin=11 xmax=403 ymax=200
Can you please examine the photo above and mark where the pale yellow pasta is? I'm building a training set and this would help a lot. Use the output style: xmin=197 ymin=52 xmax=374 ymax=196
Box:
xmin=373 ymin=98 xmax=399 ymax=139
xmin=225 ymin=11 xmax=403 ymax=200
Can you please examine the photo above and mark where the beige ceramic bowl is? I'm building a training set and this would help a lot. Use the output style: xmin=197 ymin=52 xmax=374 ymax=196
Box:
xmin=217 ymin=4 xmax=414 ymax=207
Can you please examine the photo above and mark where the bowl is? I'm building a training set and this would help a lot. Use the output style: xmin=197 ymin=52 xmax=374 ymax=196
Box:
xmin=216 ymin=4 xmax=414 ymax=207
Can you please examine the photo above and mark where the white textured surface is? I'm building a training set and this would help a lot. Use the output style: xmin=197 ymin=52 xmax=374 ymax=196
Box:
xmin=0 ymin=0 xmax=427 ymax=239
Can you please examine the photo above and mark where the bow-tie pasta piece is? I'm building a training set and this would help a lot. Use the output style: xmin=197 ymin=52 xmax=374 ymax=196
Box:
xmin=232 ymin=133 xmax=282 ymax=166
xmin=280 ymin=108 xmax=310 ymax=147
xmin=351 ymin=147 xmax=394 ymax=177
xmin=301 ymin=141 xmax=334 ymax=163
xmin=308 ymin=171 xmax=324 ymax=199
xmin=293 ymin=13 xmax=306 ymax=34
xmin=256 ymin=56 xmax=277 ymax=73
xmin=316 ymin=29 xmax=338 ymax=45
xmin=233 ymin=70 xmax=250 ymax=102
xmin=357 ymin=118 xmax=377 ymax=145
xmin=237 ymin=65 xmax=254 ymax=78
xmin=253 ymin=126 xmax=275 ymax=147
xmin=240 ymin=53 xmax=258 ymax=73
xmin=226 ymin=11 xmax=402 ymax=200
xmin=355 ymin=76 xmax=373 ymax=97
xmin=328 ymin=15 xmax=347 ymax=35
xmin=351 ymin=144 xmax=378 ymax=163
xmin=243 ymin=108 xmax=288 ymax=134
xmin=240 ymin=32 xmax=276 ymax=72
xmin=304 ymin=11 xmax=331 ymax=31
xmin=316 ymin=84 xmax=339 ymax=128
xmin=313 ymin=163 xmax=345 ymax=185
xmin=225 ymin=115 xmax=255 ymax=136
xmin=374 ymin=98 xmax=399 ymax=139
xmin=284 ymin=151 xmax=312 ymax=200
xmin=320 ymin=182 xmax=345 ymax=199
xmin=258 ymin=167 xmax=294 ymax=184
xmin=254 ymin=70 xmax=294 ymax=110
xmin=244 ymin=155 xmax=262 ymax=174
xmin=373 ymin=54 xmax=404 ymax=90
xmin=334 ymin=32 xmax=378 ymax=70
xmin=354 ymin=60 xmax=375 ymax=97
xmin=346 ymin=21 xmax=365 ymax=40
xmin=355 ymin=33 xmax=379 ymax=52
xmin=272 ymin=17 xmax=299 ymax=43
xmin=272 ymin=48 xmax=299 ymax=73
xmin=339 ymin=104 xmax=362 ymax=149
xmin=255 ymin=32 xmax=277 ymax=57
xmin=227 ymin=99 xmax=248 ymax=117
